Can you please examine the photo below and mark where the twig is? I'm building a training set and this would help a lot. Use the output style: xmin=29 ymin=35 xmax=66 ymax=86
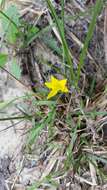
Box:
xmin=0 ymin=65 xmax=30 ymax=89
xmin=0 ymin=120 xmax=23 ymax=133
xmin=0 ymin=115 xmax=32 ymax=121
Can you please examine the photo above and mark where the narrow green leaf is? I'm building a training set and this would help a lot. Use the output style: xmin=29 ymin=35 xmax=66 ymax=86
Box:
xmin=0 ymin=0 xmax=5 ymax=9
xmin=46 ymin=0 xmax=74 ymax=82
xmin=76 ymin=0 xmax=103 ymax=83
xmin=25 ymin=25 xmax=52 ymax=46
xmin=0 ymin=5 xmax=20 ymax=43
xmin=28 ymin=106 xmax=56 ymax=146
xmin=0 ymin=53 xmax=7 ymax=67
xmin=33 ymin=100 xmax=56 ymax=106
xmin=0 ymin=100 xmax=11 ymax=110
xmin=0 ymin=0 xmax=3 ymax=4
xmin=10 ymin=60 xmax=21 ymax=79
xmin=25 ymin=26 xmax=39 ymax=46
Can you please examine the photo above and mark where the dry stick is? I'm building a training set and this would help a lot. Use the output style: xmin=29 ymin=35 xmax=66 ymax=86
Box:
xmin=0 ymin=120 xmax=23 ymax=133
xmin=0 ymin=64 xmax=42 ymax=99
xmin=104 ymin=6 xmax=107 ymax=67
xmin=0 ymin=65 xmax=30 ymax=89
xmin=0 ymin=115 xmax=32 ymax=121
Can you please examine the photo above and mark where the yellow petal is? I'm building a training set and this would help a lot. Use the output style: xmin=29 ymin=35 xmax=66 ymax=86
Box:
xmin=45 ymin=76 xmax=69 ymax=99
xmin=45 ymin=82 xmax=52 ymax=89
xmin=47 ymin=89 xmax=58 ymax=99
xmin=51 ymin=76 xmax=59 ymax=88
xmin=59 ymin=79 xmax=67 ymax=86
xmin=51 ymin=76 xmax=58 ymax=83
xmin=62 ymin=86 xmax=69 ymax=93
xmin=45 ymin=76 xmax=58 ymax=89
xmin=59 ymin=79 xmax=68 ymax=92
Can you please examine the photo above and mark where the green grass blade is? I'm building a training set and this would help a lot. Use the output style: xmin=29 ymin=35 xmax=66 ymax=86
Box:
xmin=25 ymin=25 xmax=52 ymax=46
xmin=76 ymin=0 xmax=103 ymax=84
xmin=0 ymin=9 xmax=19 ymax=30
xmin=61 ymin=0 xmax=65 ymax=36
xmin=0 ymin=53 xmax=8 ymax=67
xmin=28 ymin=106 xmax=56 ymax=146
xmin=46 ymin=0 xmax=74 ymax=82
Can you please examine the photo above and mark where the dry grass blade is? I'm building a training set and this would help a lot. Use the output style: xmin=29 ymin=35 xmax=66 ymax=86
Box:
xmin=75 ymin=174 xmax=96 ymax=186
xmin=48 ymin=13 xmax=62 ymax=43
xmin=67 ymin=30 xmax=94 ymax=60
xmin=40 ymin=149 xmax=59 ymax=180
xmin=89 ymin=162 xmax=97 ymax=186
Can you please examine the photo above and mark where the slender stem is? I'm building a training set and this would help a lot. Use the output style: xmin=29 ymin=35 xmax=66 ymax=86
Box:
xmin=0 ymin=65 xmax=30 ymax=89
xmin=0 ymin=115 xmax=33 ymax=121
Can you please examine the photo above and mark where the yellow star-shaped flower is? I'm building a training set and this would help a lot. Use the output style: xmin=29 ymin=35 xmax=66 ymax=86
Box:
xmin=45 ymin=76 xmax=69 ymax=99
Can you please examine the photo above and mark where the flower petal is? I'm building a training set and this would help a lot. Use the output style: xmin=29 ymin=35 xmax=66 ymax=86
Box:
xmin=59 ymin=79 xmax=67 ymax=87
xmin=45 ymin=82 xmax=52 ymax=89
xmin=62 ymin=86 xmax=69 ymax=93
xmin=45 ymin=76 xmax=68 ymax=99
xmin=51 ymin=76 xmax=58 ymax=83
xmin=59 ymin=79 xmax=68 ymax=92
xmin=47 ymin=89 xmax=58 ymax=99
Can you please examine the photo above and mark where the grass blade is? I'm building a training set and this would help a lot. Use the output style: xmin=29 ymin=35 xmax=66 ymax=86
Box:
xmin=76 ymin=0 xmax=103 ymax=84
xmin=46 ymin=0 xmax=75 ymax=82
